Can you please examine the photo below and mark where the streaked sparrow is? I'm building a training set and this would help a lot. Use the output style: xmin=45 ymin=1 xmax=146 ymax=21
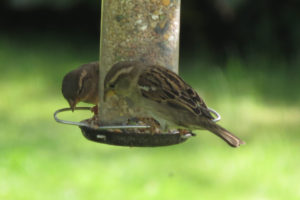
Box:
xmin=104 ymin=61 xmax=245 ymax=147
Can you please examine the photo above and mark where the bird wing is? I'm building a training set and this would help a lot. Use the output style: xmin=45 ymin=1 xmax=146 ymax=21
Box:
xmin=137 ymin=65 xmax=214 ymax=119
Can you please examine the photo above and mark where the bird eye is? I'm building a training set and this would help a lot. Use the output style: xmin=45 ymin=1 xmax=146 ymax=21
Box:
xmin=78 ymin=77 xmax=88 ymax=95
xmin=109 ymin=83 xmax=115 ymax=88
xmin=78 ymin=85 xmax=84 ymax=95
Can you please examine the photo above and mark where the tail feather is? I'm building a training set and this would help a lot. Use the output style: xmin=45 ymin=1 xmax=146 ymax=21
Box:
xmin=202 ymin=120 xmax=245 ymax=147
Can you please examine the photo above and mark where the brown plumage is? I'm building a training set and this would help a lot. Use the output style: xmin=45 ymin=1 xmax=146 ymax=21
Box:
xmin=62 ymin=61 xmax=99 ymax=111
xmin=138 ymin=65 xmax=214 ymax=120
xmin=105 ymin=61 xmax=245 ymax=147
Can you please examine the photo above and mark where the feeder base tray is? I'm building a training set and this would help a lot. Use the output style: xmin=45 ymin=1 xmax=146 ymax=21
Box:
xmin=53 ymin=107 xmax=206 ymax=147
xmin=80 ymin=125 xmax=195 ymax=147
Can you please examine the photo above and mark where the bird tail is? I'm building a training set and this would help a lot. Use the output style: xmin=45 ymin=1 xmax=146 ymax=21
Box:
xmin=201 ymin=120 xmax=245 ymax=147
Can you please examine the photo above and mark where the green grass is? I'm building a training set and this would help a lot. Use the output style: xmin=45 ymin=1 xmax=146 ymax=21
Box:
xmin=0 ymin=34 xmax=300 ymax=200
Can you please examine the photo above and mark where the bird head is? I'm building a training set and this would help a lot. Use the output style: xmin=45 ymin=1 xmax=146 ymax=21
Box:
xmin=62 ymin=68 xmax=90 ymax=111
xmin=104 ymin=61 xmax=142 ymax=100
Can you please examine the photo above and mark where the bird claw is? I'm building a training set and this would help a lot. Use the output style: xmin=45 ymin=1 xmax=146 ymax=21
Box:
xmin=127 ymin=117 xmax=161 ymax=134
xmin=178 ymin=129 xmax=190 ymax=135
xmin=90 ymin=105 xmax=98 ymax=115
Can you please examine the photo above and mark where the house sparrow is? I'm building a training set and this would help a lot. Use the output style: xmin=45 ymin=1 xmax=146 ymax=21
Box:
xmin=104 ymin=61 xmax=245 ymax=147
xmin=62 ymin=61 xmax=99 ymax=112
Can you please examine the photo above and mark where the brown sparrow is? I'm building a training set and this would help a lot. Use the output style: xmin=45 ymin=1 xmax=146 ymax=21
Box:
xmin=62 ymin=61 xmax=99 ymax=112
xmin=104 ymin=61 xmax=245 ymax=147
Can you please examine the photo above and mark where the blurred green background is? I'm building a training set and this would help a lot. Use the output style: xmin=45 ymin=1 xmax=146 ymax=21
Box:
xmin=1 ymin=0 xmax=300 ymax=199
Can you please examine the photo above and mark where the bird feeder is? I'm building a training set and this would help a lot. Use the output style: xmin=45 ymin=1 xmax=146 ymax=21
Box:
xmin=98 ymin=0 xmax=181 ymax=124
xmin=54 ymin=0 xmax=221 ymax=147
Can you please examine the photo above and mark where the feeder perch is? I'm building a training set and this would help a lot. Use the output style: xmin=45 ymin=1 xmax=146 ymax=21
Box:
xmin=54 ymin=0 xmax=222 ymax=147
xmin=54 ymin=107 xmax=220 ymax=147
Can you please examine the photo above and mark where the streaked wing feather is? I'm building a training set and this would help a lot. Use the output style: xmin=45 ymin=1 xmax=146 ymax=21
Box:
xmin=138 ymin=65 xmax=214 ymax=119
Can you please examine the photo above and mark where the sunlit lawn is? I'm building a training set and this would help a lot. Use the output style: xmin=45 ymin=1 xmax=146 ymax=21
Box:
xmin=0 ymin=34 xmax=299 ymax=200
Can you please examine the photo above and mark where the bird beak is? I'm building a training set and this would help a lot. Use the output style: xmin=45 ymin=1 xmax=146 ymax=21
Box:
xmin=68 ymin=99 xmax=77 ymax=112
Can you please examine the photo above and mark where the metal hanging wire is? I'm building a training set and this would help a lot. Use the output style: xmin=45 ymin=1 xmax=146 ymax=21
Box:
xmin=54 ymin=107 xmax=151 ymax=129
xmin=54 ymin=107 xmax=221 ymax=128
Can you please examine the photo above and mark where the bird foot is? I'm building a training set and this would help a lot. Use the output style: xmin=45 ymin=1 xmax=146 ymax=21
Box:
xmin=90 ymin=105 xmax=98 ymax=115
xmin=178 ymin=129 xmax=190 ymax=135
xmin=127 ymin=117 xmax=161 ymax=134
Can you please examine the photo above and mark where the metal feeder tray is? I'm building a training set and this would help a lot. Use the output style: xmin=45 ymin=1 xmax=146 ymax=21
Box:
xmin=54 ymin=107 xmax=221 ymax=147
